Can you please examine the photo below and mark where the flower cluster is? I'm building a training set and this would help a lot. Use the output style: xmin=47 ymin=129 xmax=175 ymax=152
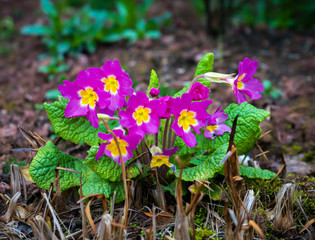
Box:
xmin=58 ymin=60 xmax=133 ymax=128
xmin=59 ymin=57 xmax=263 ymax=170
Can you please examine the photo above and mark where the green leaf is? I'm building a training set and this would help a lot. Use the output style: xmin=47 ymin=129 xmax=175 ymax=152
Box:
xmin=41 ymin=0 xmax=58 ymax=18
xmin=84 ymin=145 xmax=140 ymax=181
xmin=145 ymin=30 xmax=161 ymax=39
xmin=101 ymin=33 xmax=122 ymax=43
xmin=147 ymin=69 xmax=159 ymax=94
xmin=121 ymin=29 xmax=138 ymax=41
xmin=239 ymin=166 xmax=276 ymax=179
xmin=173 ymin=53 xmax=214 ymax=98
xmin=82 ymin=172 xmax=125 ymax=203
xmin=29 ymin=141 xmax=92 ymax=191
xmin=44 ymin=96 xmax=104 ymax=146
xmin=194 ymin=53 xmax=214 ymax=78
xmin=21 ymin=25 xmax=51 ymax=36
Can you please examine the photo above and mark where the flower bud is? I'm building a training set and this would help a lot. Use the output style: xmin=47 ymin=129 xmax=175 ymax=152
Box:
xmin=149 ymin=88 xmax=160 ymax=97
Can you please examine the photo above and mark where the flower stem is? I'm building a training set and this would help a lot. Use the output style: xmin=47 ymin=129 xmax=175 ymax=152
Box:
xmin=162 ymin=118 xmax=170 ymax=150
xmin=186 ymin=74 xmax=205 ymax=92
xmin=102 ymin=119 xmax=129 ymax=229
xmin=167 ymin=117 xmax=174 ymax=149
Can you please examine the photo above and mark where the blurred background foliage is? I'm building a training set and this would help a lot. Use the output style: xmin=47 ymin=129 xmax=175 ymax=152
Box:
xmin=193 ymin=0 xmax=315 ymax=34
xmin=21 ymin=0 xmax=171 ymax=80
xmin=18 ymin=0 xmax=314 ymax=81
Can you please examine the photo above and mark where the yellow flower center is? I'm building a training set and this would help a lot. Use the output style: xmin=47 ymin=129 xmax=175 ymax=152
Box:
xmin=236 ymin=74 xmax=245 ymax=89
xmin=102 ymin=76 xmax=119 ymax=94
xmin=150 ymin=155 xmax=172 ymax=168
xmin=79 ymin=87 xmax=98 ymax=107
xmin=206 ymin=124 xmax=217 ymax=132
xmin=106 ymin=138 xmax=128 ymax=157
xmin=132 ymin=106 xmax=151 ymax=125
xmin=178 ymin=110 xmax=197 ymax=132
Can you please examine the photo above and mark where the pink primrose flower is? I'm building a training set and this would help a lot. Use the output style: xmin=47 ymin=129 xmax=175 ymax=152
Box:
xmin=87 ymin=60 xmax=134 ymax=111
xmin=119 ymin=91 xmax=167 ymax=137
xmin=58 ymin=70 xmax=110 ymax=128
xmin=204 ymin=106 xmax=231 ymax=140
xmin=171 ymin=93 xmax=212 ymax=147
xmin=231 ymin=57 xmax=264 ymax=104
xmin=189 ymin=82 xmax=210 ymax=101
xmin=96 ymin=129 xmax=142 ymax=165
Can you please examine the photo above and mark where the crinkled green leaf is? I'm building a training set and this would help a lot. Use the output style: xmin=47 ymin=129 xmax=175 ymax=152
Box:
xmin=223 ymin=102 xmax=270 ymax=155
xmin=173 ymin=53 xmax=214 ymax=98
xmin=29 ymin=141 xmax=127 ymax=202
xmin=44 ymin=96 xmax=105 ymax=146
xmin=148 ymin=69 xmax=159 ymax=93
xmin=29 ymin=141 xmax=92 ymax=191
xmin=84 ymin=145 xmax=140 ymax=182
xmin=82 ymin=172 xmax=125 ymax=203
xmin=181 ymin=143 xmax=227 ymax=181
xmin=239 ymin=166 xmax=276 ymax=179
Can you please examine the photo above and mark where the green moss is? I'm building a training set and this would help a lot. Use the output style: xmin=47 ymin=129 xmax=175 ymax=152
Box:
xmin=292 ymin=144 xmax=302 ymax=153
xmin=189 ymin=227 xmax=221 ymax=240
xmin=301 ymin=152 xmax=315 ymax=162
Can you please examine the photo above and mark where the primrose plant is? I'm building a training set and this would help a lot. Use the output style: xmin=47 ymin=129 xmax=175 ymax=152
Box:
xmin=29 ymin=53 xmax=276 ymax=203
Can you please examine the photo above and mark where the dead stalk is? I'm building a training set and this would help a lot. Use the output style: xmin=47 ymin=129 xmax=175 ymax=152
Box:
xmin=43 ymin=193 xmax=65 ymax=240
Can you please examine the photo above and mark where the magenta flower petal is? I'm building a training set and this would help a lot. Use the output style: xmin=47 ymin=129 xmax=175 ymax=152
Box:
xmin=58 ymin=80 xmax=80 ymax=99
xmin=215 ymin=124 xmax=231 ymax=136
xmin=95 ymin=143 xmax=106 ymax=162
xmin=119 ymin=109 xmax=136 ymax=128
xmin=98 ymin=107 xmax=114 ymax=116
xmin=86 ymin=108 xmax=98 ymax=128
xmin=163 ymin=147 xmax=179 ymax=156
xmin=160 ymin=96 xmax=174 ymax=119
xmin=75 ymin=70 xmax=97 ymax=89
xmin=64 ymin=99 xmax=88 ymax=118
xmin=98 ymin=132 xmax=113 ymax=141
xmin=182 ymin=131 xmax=197 ymax=147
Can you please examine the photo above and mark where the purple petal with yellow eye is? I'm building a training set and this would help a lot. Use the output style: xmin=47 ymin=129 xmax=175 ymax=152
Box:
xmin=232 ymin=57 xmax=264 ymax=104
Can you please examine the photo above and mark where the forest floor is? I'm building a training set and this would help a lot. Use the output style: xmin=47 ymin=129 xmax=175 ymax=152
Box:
xmin=0 ymin=0 xmax=314 ymax=239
